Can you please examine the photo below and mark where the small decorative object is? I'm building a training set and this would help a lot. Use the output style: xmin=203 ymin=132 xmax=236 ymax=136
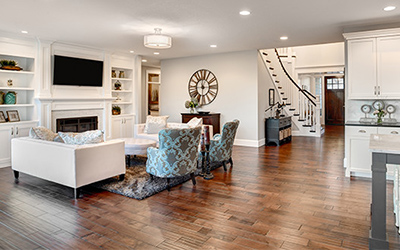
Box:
xmin=373 ymin=106 xmax=386 ymax=124
xmin=269 ymin=89 xmax=275 ymax=106
xmin=119 ymin=71 xmax=125 ymax=78
xmin=0 ymin=91 xmax=4 ymax=104
xmin=275 ymin=102 xmax=286 ymax=119
xmin=184 ymin=98 xmax=198 ymax=113
xmin=0 ymin=60 xmax=22 ymax=71
xmin=114 ymin=80 xmax=122 ymax=90
xmin=188 ymin=69 xmax=218 ymax=106
xmin=6 ymin=110 xmax=20 ymax=122
xmin=111 ymin=70 xmax=117 ymax=78
xmin=360 ymin=104 xmax=373 ymax=123
xmin=112 ymin=105 xmax=121 ymax=115
xmin=0 ymin=111 xmax=6 ymax=123
xmin=385 ymin=104 xmax=397 ymax=123
xmin=7 ymin=79 xmax=13 ymax=87
xmin=204 ymin=126 xmax=210 ymax=145
xmin=372 ymin=100 xmax=385 ymax=110
xmin=115 ymin=94 xmax=122 ymax=102
xmin=4 ymin=91 xmax=17 ymax=104
xmin=200 ymin=133 xmax=206 ymax=152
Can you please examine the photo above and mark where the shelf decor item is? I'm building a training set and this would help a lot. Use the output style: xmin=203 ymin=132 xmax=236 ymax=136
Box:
xmin=111 ymin=70 xmax=117 ymax=78
xmin=7 ymin=79 xmax=13 ymax=87
xmin=184 ymin=98 xmax=198 ymax=113
xmin=112 ymin=105 xmax=121 ymax=115
xmin=119 ymin=71 xmax=125 ymax=78
xmin=114 ymin=80 xmax=122 ymax=90
xmin=0 ymin=91 xmax=4 ymax=104
xmin=4 ymin=91 xmax=16 ymax=105
xmin=0 ymin=60 xmax=22 ymax=71
xmin=0 ymin=111 xmax=6 ymax=123
xmin=6 ymin=110 xmax=20 ymax=122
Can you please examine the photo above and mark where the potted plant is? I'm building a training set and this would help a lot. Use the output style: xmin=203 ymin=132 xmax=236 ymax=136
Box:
xmin=112 ymin=105 xmax=121 ymax=115
xmin=184 ymin=98 xmax=199 ymax=113
xmin=0 ymin=60 xmax=22 ymax=71
xmin=114 ymin=80 xmax=122 ymax=90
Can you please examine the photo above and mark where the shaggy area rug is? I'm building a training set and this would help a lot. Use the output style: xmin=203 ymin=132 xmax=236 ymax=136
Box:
xmin=92 ymin=156 xmax=221 ymax=200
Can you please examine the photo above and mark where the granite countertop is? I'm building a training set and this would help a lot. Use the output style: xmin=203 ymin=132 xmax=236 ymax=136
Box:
xmin=346 ymin=121 xmax=400 ymax=127
xmin=370 ymin=134 xmax=400 ymax=154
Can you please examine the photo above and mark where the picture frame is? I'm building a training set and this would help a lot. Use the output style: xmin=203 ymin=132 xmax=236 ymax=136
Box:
xmin=0 ymin=111 xmax=6 ymax=123
xmin=6 ymin=110 xmax=20 ymax=122
xmin=269 ymin=89 xmax=275 ymax=106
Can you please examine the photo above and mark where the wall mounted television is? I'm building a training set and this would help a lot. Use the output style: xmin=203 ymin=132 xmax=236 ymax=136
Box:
xmin=53 ymin=55 xmax=104 ymax=87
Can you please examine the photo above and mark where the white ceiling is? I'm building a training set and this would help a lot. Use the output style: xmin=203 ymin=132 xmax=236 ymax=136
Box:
xmin=1 ymin=0 xmax=400 ymax=65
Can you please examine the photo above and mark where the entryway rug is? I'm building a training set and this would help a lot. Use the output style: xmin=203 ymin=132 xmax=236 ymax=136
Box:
xmin=92 ymin=156 xmax=220 ymax=200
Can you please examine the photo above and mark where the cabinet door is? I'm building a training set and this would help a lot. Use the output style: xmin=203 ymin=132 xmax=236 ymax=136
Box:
xmin=15 ymin=122 xmax=38 ymax=138
xmin=123 ymin=116 xmax=134 ymax=138
xmin=347 ymin=38 xmax=377 ymax=99
xmin=377 ymin=36 xmax=400 ymax=98
xmin=0 ymin=124 xmax=14 ymax=167
xmin=111 ymin=117 xmax=123 ymax=139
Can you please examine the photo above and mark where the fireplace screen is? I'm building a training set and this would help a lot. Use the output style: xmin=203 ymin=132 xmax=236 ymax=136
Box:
xmin=56 ymin=116 xmax=98 ymax=132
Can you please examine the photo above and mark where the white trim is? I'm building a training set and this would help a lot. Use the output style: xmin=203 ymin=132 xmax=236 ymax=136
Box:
xmin=343 ymin=28 xmax=400 ymax=40
xmin=234 ymin=138 xmax=261 ymax=147
xmin=295 ymin=65 xmax=344 ymax=74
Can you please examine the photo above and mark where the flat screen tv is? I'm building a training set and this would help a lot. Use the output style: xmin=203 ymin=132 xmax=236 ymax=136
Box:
xmin=53 ymin=55 xmax=103 ymax=87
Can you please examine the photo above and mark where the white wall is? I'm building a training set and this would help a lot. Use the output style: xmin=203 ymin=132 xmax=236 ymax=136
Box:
xmin=161 ymin=50 xmax=260 ymax=146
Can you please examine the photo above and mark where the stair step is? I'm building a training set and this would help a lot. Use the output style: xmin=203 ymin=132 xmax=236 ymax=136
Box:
xmin=282 ymin=98 xmax=288 ymax=100
xmin=269 ymin=67 xmax=274 ymax=70
xmin=266 ymin=60 xmax=271 ymax=63
xmin=272 ymin=74 xmax=277 ymax=77
xmin=286 ymin=103 xmax=291 ymax=105
xmin=293 ymin=114 xmax=300 ymax=116
xmin=277 ymin=86 xmax=282 ymax=89
xmin=275 ymin=80 xmax=280 ymax=83
xmin=289 ymin=108 xmax=295 ymax=111
xmin=280 ymin=92 xmax=284 ymax=95
xmin=262 ymin=52 xmax=268 ymax=56
xmin=280 ymin=114 xmax=285 ymax=117
xmin=303 ymin=125 xmax=312 ymax=127
xmin=298 ymin=119 xmax=305 ymax=121
xmin=310 ymin=130 xmax=316 ymax=133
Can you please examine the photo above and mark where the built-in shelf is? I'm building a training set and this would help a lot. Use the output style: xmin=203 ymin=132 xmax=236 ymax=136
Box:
xmin=111 ymin=113 xmax=135 ymax=118
xmin=111 ymin=77 xmax=132 ymax=81
xmin=112 ymin=102 xmax=131 ymax=105
xmin=0 ymin=87 xmax=34 ymax=91
xmin=0 ymin=120 xmax=39 ymax=126
xmin=0 ymin=70 xmax=34 ymax=75
xmin=0 ymin=104 xmax=35 ymax=107
xmin=111 ymin=90 xmax=132 ymax=93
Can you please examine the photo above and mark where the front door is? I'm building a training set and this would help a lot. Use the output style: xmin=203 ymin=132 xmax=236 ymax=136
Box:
xmin=325 ymin=76 xmax=344 ymax=125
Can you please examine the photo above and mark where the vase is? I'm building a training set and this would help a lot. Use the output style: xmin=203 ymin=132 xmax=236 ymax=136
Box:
xmin=377 ymin=117 xmax=382 ymax=124
xmin=190 ymin=107 xmax=195 ymax=113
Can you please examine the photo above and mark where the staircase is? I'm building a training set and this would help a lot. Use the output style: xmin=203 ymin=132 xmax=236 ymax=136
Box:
xmin=260 ymin=48 xmax=324 ymax=137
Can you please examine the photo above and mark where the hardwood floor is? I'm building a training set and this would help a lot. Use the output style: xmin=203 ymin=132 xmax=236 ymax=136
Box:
xmin=1 ymin=125 xmax=400 ymax=249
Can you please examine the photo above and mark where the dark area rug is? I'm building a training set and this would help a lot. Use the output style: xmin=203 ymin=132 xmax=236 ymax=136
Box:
xmin=91 ymin=156 xmax=221 ymax=200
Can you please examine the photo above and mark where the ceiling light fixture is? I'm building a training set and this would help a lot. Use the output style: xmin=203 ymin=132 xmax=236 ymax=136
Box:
xmin=154 ymin=52 xmax=160 ymax=55
xmin=239 ymin=10 xmax=251 ymax=16
xmin=129 ymin=50 xmax=134 ymax=53
xmin=280 ymin=36 xmax=288 ymax=40
xmin=210 ymin=45 xmax=217 ymax=48
xmin=142 ymin=59 xmax=147 ymax=62
xmin=144 ymin=28 xmax=172 ymax=49
xmin=384 ymin=6 xmax=396 ymax=11
xmin=21 ymin=30 xmax=28 ymax=34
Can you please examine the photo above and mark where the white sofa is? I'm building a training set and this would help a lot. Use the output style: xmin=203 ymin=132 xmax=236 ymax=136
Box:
xmin=134 ymin=122 xmax=213 ymax=142
xmin=11 ymin=137 xmax=126 ymax=198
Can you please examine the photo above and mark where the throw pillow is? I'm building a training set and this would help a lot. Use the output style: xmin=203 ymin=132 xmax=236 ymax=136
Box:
xmin=187 ymin=117 xmax=203 ymax=128
xmin=29 ymin=126 xmax=57 ymax=141
xmin=58 ymin=130 xmax=104 ymax=145
xmin=144 ymin=115 xmax=169 ymax=134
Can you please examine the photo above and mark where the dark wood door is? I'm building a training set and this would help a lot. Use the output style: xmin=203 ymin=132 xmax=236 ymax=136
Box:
xmin=325 ymin=76 xmax=344 ymax=125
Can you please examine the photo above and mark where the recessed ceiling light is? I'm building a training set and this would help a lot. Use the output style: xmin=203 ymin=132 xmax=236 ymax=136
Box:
xmin=142 ymin=59 xmax=147 ymax=62
xmin=239 ymin=10 xmax=251 ymax=16
xmin=153 ymin=52 xmax=160 ymax=55
xmin=384 ymin=6 xmax=396 ymax=11
xmin=280 ymin=36 xmax=288 ymax=40
xmin=129 ymin=50 xmax=134 ymax=53
xmin=21 ymin=30 xmax=28 ymax=34
xmin=210 ymin=45 xmax=217 ymax=48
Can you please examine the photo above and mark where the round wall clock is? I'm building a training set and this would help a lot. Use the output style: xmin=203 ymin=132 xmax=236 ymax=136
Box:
xmin=188 ymin=69 xmax=218 ymax=106
xmin=372 ymin=100 xmax=385 ymax=110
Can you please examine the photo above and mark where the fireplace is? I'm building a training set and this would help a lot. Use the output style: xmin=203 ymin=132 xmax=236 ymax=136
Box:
xmin=57 ymin=116 xmax=98 ymax=132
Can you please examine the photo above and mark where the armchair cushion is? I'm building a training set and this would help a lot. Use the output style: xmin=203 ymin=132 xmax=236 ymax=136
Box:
xmin=144 ymin=115 xmax=169 ymax=134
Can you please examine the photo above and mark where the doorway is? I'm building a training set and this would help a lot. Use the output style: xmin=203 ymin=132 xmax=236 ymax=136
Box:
xmin=325 ymin=76 xmax=344 ymax=125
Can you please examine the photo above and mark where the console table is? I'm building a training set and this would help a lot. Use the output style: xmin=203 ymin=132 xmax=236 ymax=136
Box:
xmin=265 ymin=117 xmax=292 ymax=146
xmin=181 ymin=113 xmax=220 ymax=134
xmin=369 ymin=134 xmax=400 ymax=249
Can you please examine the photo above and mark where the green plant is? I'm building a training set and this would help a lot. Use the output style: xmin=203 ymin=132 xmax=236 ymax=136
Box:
xmin=112 ymin=105 xmax=121 ymax=112
xmin=373 ymin=107 xmax=386 ymax=123
xmin=0 ymin=60 xmax=17 ymax=67
xmin=184 ymin=98 xmax=199 ymax=108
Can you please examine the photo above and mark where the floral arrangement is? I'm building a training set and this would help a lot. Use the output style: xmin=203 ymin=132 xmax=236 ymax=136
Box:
xmin=184 ymin=98 xmax=199 ymax=109
xmin=373 ymin=107 xmax=386 ymax=123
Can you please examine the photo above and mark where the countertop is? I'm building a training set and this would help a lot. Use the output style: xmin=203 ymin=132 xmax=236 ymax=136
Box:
xmin=346 ymin=121 xmax=400 ymax=127
xmin=369 ymin=134 xmax=400 ymax=154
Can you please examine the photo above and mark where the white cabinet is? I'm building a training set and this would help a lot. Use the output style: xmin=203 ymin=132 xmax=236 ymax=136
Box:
xmin=111 ymin=115 xmax=134 ymax=139
xmin=347 ymin=35 xmax=400 ymax=99
xmin=0 ymin=121 xmax=37 ymax=168
xmin=345 ymin=125 xmax=400 ymax=177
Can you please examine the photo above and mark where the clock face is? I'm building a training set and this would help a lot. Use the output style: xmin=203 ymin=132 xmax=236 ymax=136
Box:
xmin=188 ymin=69 xmax=218 ymax=106
xmin=372 ymin=100 xmax=385 ymax=110
xmin=386 ymin=104 xmax=396 ymax=114
xmin=361 ymin=104 xmax=371 ymax=114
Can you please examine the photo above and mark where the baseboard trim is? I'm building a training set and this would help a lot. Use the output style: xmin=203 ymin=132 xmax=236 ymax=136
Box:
xmin=234 ymin=139 xmax=262 ymax=147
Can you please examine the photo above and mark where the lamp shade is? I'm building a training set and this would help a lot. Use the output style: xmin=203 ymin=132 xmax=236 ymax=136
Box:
xmin=144 ymin=28 xmax=172 ymax=49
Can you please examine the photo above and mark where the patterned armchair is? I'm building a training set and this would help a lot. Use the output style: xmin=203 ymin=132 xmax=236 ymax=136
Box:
xmin=209 ymin=119 xmax=240 ymax=171
xmin=146 ymin=127 xmax=201 ymax=190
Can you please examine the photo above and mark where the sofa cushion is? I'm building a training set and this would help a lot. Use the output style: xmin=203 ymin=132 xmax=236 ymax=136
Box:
xmin=144 ymin=115 xmax=169 ymax=134
xmin=187 ymin=117 xmax=203 ymax=128
xmin=29 ymin=126 xmax=58 ymax=141
xmin=58 ymin=130 xmax=104 ymax=145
